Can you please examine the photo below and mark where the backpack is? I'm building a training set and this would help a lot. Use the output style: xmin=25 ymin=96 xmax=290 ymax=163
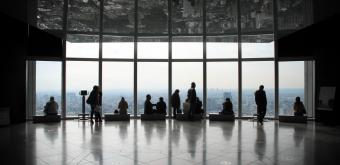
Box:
xmin=86 ymin=93 xmax=93 ymax=104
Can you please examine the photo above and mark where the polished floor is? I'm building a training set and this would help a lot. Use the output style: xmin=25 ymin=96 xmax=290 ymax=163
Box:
xmin=1 ymin=119 xmax=340 ymax=165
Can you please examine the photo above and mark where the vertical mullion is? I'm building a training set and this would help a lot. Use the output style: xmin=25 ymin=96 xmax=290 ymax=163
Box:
xmin=133 ymin=0 xmax=138 ymax=117
xmin=273 ymin=0 xmax=279 ymax=119
xmin=203 ymin=0 xmax=207 ymax=117
xmin=168 ymin=0 xmax=173 ymax=118
xmin=61 ymin=0 xmax=68 ymax=119
xmin=237 ymin=0 xmax=242 ymax=117
xmin=99 ymin=0 xmax=103 ymax=90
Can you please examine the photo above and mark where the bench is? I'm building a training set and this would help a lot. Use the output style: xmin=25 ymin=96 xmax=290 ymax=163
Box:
xmin=33 ymin=115 xmax=61 ymax=123
xmin=141 ymin=114 xmax=166 ymax=120
xmin=279 ymin=115 xmax=307 ymax=123
xmin=104 ymin=113 xmax=130 ymax=121
xmin=175 ymin=113 xmax=202 ymax=121
xmin=209 ymin=113 xmax=235 ymax=121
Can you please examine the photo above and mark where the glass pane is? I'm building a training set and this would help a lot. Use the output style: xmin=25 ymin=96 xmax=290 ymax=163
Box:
xmin=66 ymin=61 xmax=98 ymax=117
xmin=172 ymin=0 xmax=203 ymax=34
xmin=172 ymin=62 xmax=203 ymax=111
xmin=242 ymin=61 xmax=274 ymax=117
xmin=138 ymin=36 xmax=168 ymax=59
xmin=206 ymin=0 xmax=237 ymax=34
xmin=102 ymin=36 xmax=134 ymax=59
xmin=277 ymin=0 xmax=306 ymax=30
xmin=66 ymin=34 xmax=99 ymax=58
xmin=207 ymin=36 xmax=238 ymax=59
xmin=242 ymin=34 xmax=274 ymax=58
xmin=172 ymin=36 xmax=203 ymax=59
xmin=103 ymin=62 xmax=134 ymax=115
xmin=207 ymin=62 xmax=238 ymax=116
xmin=37 ymin=0 xmax=64 ymax=30
xmin=138 ymin=0 xmax=168 ymax=34
xmin=36 ymin=61 xmax=62 ymax=115
xmin=138 ymin=62 xmax=168 ymax=115
xmin=103 ymin=0 xmax=134 ymax=33
xmin=240 ymin=0 xmax=273 ymax=32
xmin=279 ymin=61 xmax=305 ymax=116
xmin=67 ymin=0 xmax=100 ymax=32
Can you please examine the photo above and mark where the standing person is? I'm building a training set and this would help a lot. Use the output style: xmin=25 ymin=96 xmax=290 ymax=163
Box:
xmin=87 ymin=85 xmax=102 ymax=123
xmin=43 ymin=96 xmax=59 ymax=115
xmin=118 ymin=97 xmax=128 ymax=115
xmin=187 ymin=82 xmax=197 ymax=118
xmin=255 ymin=85 xmax=267 ymax=125
xmin=171 ymin=89 xmax=180 ymax=118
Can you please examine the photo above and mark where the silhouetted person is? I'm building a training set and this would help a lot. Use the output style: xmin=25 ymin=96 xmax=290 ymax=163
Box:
xmin=220 ymin=98 xmax=234 ymax=115
xmin=294 ymin=96 xmax=306 ymax=117
xmin=144 ymin=94 xmax=156 ymax=114
xmin=87 ymin=85 xmax=102 ymax=123
xmin=187 ymin=82 xmax=197 ymax=118
xmin=183 ymin=98 xmax=190 ymax=114
xmin=156 ymin=97 xmax=167 ymax=115
xmin=255 ymin=85 xmax=267 ymax=125
xmin=195 ymin=97 xmax=203 ymax=117
xmin=171 ymin=89 xmax=181 ymax=118
xmin=43 ymin=96 xmax=58 ymax=115
xmin=118 ymin=97 xmax=128 ymax=115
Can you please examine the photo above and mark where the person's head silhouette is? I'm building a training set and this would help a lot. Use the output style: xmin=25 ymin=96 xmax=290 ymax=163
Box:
xmin=296 ymin=96 xmax=301 ymax=102
xmin=50 ymin=96 xmax=55 ymax=101
xmin=146 ymin=94 xmax=151 ymax=100
xmin=175 ymin=89 xmax=180 ymax=94
xmin=259 ymin=85 xmax=264 ymax=90
xmin=159 ymin=97 xmax=164 ymax=102
xmin=191 ymin=82 xmax=196 ymax=88
xmin=121 ymin=97 xmax=125 ymax=101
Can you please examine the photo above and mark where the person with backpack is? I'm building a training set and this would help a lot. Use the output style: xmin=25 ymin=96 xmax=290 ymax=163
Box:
xmin=86 ymin=85 xmax=102 ymax=123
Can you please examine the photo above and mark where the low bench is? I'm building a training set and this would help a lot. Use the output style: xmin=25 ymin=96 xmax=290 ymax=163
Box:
xmin=104 ymin=113 xmax=130 ymax=121
xmin=175 ymin=113 xmax=202 ymax=121
xmin=209 ymin=113 xmax=235 ymax=121
xmin=33 ymin=115 xmax=61 ymax=123
xmin=279 ymin=115 xmax=307 ymax=123
xmin=141 ymin=114 xmax=166 ymax=120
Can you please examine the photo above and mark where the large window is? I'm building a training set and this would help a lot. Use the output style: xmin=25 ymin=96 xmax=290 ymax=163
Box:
xmin=241 ymin=35 xmax=274 ymax=58
xmin=37 ymin=0 xmax=64 ymax=30
xmin=207 ymin=62 xmax=238 ymax=115
xmin=206 ymin=0 xmax=237 ymax=34
xmin=279 ymin=61 xmax=305 ymax=116
xmin=172 ymin=36 xmax=203 ymax=59
xmin=30 ymin=0 xmax=314 ymax=118
xmin=207 ymin=36 xmax=238 ymax=59
xmin=67 ymin=0 xmax=100 ymax=32
xmin=242 ymin=61 xmax=274 ymax=117
xmin=138 ymin=62 xmax=168 ymax=115
xmin=66 ymin=61 xmax=98 ymax=117
xmin=36 ymin=61 xmax=62 ymax=115
xmin=172 ymin=62 xmax=203 ymax=109
xmin=138 ymin=37 xmax=168 ymax=59
xmin=172 ymin=0 xmax=203 ymax=34
xmin=66 ymin=34 xmax=99 ymax=58
xmin=103 ymin=62 xmax=134 ymax=115
xmin=138 ymin=0 xmax=168 ymax=34
xmin=102 ymin=36 xmax=134 ymax=59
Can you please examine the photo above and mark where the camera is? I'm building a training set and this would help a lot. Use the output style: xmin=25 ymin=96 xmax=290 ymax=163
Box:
xmin=79 ymin=90 xmax=88 ymax=96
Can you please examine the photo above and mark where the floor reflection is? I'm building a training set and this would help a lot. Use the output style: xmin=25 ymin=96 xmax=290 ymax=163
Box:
xmin=2 ymin=120 xmax=340 ymax=165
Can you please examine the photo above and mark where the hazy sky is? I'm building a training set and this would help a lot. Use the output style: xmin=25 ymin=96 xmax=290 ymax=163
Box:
xmin=36 ymin=42 xmax=304 ymax=92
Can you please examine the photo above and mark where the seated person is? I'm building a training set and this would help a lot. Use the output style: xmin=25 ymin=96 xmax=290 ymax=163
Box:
xmin=114 ymin=109 xmax=119 ymax=114
xmin=294 ymin=96 xmax=306 ymax=117
xmin=118 ymin=97 xmax=128 ymax=115
xmin=144 ymin=94 xmax=156 ymax=114
xmin=195 ymin=97 xmax=204 ymax=115
xmin=182 ymin=98 xmax=190 ymax=114
xmin=43 ymin=96 xmax=59 ymax=115
xmin=156 ymin=97 xmax=167 ymax=115
xmin=220 ymin=98 xmax=234 ymax=115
